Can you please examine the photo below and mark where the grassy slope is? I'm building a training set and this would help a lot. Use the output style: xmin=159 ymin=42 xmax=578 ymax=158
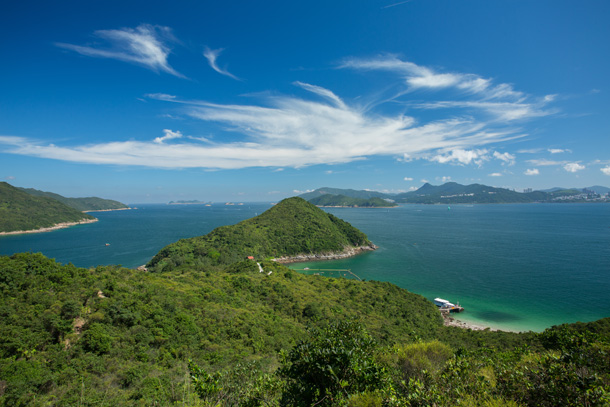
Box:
xmin=0 ymin=182 xmax=95 ymax=233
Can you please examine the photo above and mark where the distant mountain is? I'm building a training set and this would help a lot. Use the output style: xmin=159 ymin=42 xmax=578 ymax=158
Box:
xmin=308 ymin=194 xmax=397 ymax=208
xmin=19 ymin=187 xmax=129 ymax=211
xmin=587 ymin=185 xmax=610 ymax=195
xmin=299 ymin=182 xmax=610 ymax=204
xmin=0 ymin=182 xmax=95 ymax=233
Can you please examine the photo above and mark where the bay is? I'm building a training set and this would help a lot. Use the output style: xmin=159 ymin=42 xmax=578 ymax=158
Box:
xmin=1 ymin=202 xmax=609 ymax=332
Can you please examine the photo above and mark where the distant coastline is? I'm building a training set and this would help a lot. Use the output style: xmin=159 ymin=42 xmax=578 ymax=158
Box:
xmin=0 ymin=218 xmax=99 ymax=236
xmin=83 ymin=207 xmax=132 ymax=213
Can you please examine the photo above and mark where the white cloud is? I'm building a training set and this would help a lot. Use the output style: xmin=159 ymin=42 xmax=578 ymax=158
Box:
xmin=601 ymin=166 xmax=610 ymax=176
xmin=154 ymin=129 xmax=183 ymax=144
xmin=0 ymin=58 xmax=555 ymax=170
xmin=408 ymin=186 xmax=418 ymax=191
xmin=421 ymin=179 xmax=429 ymax=183
xmin=340 ymin=55 xmax=524 ymax=100
xmin=340 ymin=56 xmax=555 ymax=123
xmin=548 ymin=148 xmax=571 ymax=154
xmin=489 ymin=173 xmax=502 ymax=177
xmin=438 ymin=176 xmax=452 ymax=183
xmin=430 ymin=149 xmax=490 ymax=166
xmin=525 ymin=168 xmax=539 ymax=176
xmin=527 ymin=159 xmax=565 ymax=166
xmin=403 ymin=177 xmax=413 ymax=181
xmin=56 ymin=24 xmax=184 ymax=78
xmin=203 ymin=47 xmax=240 ymax=80
xmin=563 ymin=162 xmax=585 ymax=173
xmin=493 ymin=151 xmax=516 ymax=165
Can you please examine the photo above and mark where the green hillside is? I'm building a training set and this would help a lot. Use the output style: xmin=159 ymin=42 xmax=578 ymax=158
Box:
xmin=308 ymin=194 xmax=397 ymax=207
xmin=19 ymin=187 xmax=129 ymax=211
xmin=1 ymin=198 xmax=609 ymax=405
xmin=0 ymin=182 xmax=95 ymax=233
xmin=148 ymin=197 xmax=375 ymax=272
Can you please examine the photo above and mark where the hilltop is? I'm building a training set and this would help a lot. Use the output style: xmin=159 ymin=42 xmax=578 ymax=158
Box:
xmin=0 ymin=182 xmax=96 ymax=234
xmin=148 ymin=197 xmax=376 ymax=271
xmin=19 ymin=186 xmax=129 ymax=211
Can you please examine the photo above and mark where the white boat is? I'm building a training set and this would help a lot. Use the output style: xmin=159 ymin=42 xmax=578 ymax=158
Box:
xmin=434 ymin=297 xmax=455 ymax=308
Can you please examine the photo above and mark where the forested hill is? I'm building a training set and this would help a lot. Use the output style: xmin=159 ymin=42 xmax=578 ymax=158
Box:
xmin=147 ymin=197 xmax=375 ymax=272
xmin=19 ymin=186 xmax=129 ymax=211
xmin=308 ymin=193 xmax=397 ymax=208
xmin=0 ymin=182 xmax=95 ymax=233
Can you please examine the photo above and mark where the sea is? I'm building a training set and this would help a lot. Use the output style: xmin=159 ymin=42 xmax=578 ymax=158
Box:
xmin=1 ymin=202 xmax=609 ymax=333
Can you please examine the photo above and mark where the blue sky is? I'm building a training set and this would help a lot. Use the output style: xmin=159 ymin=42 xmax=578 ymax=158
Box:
xmin=1 ymin=1 xmax=609 ymax=203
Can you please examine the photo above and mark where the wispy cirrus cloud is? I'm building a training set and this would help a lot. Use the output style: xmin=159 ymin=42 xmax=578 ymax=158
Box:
xmin=339 ymin=55 xmax=555 ymax=122
xmin=56 ymin=24 xmax=184 ymax=78
xmin=0 ymin=57 xmax=555 ymax=170
xmin=203 ymin=47 xmax=240 ymax=80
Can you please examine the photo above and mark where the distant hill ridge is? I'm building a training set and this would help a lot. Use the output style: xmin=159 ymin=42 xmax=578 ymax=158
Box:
xmin=147 ymin=197 xmax=376 ymax=271
xmin=299 ymin=182 xmax=610 ymax=204
xmin=19 ymin=187 xmax=129 ymax=211
xmin=0 ymin=182 xmax=96 ymax=233
xmin=308 ymin=194 xmax=397 ymax=208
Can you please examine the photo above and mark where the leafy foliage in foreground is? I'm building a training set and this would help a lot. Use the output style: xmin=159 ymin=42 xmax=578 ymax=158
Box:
xmin=2 ymin=252 xmax=607 ymax=406
xmin=0 ymin=252 xmax=443 ymax=406
xmin=0 ymin=182 xmax=95 ymax=233
xmin=148 ymin=197 xmax=375 ymax=271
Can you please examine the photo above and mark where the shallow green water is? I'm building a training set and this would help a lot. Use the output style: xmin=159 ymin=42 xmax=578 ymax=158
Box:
xmin=2 ymin=202 xmax=609 ymax=332
xmin=291 ymin=204 xmax=610 ymax=332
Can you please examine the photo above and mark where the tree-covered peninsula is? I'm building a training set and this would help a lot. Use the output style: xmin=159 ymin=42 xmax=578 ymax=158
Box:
xmin=1 ymin=197 xmax=609 ymax=406
xmin=308 ymin=193 xmax=397 ymax=208
xmin=0 ymin=182 xmax=96 ymax=234
xmin=18 ymin=186 xmax=130 ymax=212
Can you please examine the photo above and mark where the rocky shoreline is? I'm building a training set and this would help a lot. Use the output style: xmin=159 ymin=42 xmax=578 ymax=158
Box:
xmin=272 ymin=244 xmax=377 ymax=264
xmin=0 ymin=218 xmax=98 ymax=236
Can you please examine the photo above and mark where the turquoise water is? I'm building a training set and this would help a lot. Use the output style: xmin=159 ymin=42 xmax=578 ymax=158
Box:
xmin=1 ymin=203 xmax=609 ymax=332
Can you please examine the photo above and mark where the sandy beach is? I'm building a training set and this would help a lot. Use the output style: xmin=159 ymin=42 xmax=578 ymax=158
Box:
xmin=441 ymin=312 xmax=496 ymax=331
xmin=0 ymin=218 xmax=98 ymax=236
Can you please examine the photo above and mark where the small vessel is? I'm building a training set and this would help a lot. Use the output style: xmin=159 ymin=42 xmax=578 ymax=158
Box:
xmin=105 ymin=243 xmax=110 ymax=246
xmin=434 ymin=297 xmax=464 ymax=313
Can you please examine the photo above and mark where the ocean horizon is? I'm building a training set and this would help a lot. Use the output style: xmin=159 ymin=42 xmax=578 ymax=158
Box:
xmin=1 ymin=202 xmax=609 ymax=333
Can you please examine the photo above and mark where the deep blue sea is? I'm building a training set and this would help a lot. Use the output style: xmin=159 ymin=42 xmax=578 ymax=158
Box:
xmin=2 ymin=203 xmax=609 ymax=332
